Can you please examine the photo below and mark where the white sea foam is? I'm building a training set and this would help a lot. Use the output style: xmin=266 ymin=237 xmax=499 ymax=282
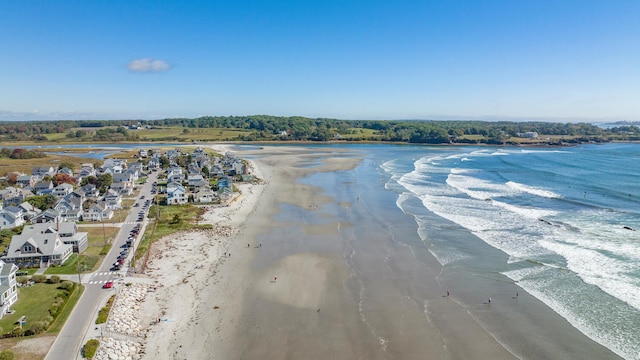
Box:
xmin=506 ymin=268 xmax=640 ymax=360
xmin=539 ymin=238 xmax=640 ymax=311
xmin=389 ymin=145 xmax=640 ymax=360
xmin=506 ymin=181 xmax=560 ymax=198
xmin=446 ymin=173 xmax=514 ymax=200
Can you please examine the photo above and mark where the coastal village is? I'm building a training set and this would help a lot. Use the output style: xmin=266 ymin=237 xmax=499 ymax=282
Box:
xmin=0 ymin=146 xmax=253 ymax=355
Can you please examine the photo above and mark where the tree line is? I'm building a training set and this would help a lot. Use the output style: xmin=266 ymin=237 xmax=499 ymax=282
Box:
xmin=1 ymin=116 xmax=639 ymax=144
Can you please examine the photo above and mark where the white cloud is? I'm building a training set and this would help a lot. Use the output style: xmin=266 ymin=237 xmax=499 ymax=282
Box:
xmin=128 ymin=58 xmax=171 ymax=73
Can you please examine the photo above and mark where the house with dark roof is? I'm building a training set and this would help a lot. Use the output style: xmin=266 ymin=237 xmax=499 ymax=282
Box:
xmin=32 ymin=166 xmax=55 ymax=178
xmin=34 ymin=181 xmax=54 ymax=195
xmin=81 ymin=184 xmax=100 ymax=198
xmin=31 ymin=209 xmax=62 ymax=224
xmin=16 ymin=174 xmax=36 ymax=188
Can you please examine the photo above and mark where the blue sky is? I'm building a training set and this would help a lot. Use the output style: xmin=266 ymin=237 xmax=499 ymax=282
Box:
xmin=1 ymin=0 xmax=639 ymax=121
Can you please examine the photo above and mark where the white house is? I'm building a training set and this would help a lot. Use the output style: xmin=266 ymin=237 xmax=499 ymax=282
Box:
xmin=167 ymin=166 xmax=184 ymax=183
xmin=0 ymin=206 xmax=25 ymax=230
xmin=194 ymin=186 xmax=215 ymax=203
xmin=53 ymin=183 xmax=74 ymax=198
xmin=167 ymin=184 xmax=188 ymax=205
xmin=0 ymin=260 xmax=18 ymax=319
xmin=102 ymin=190 xmax=122 ymax=210
xmin=87 ymin=204 xmax=114 ymax=221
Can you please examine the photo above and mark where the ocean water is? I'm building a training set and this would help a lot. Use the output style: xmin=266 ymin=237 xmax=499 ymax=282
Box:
xmin=371 ymin=143 xmax=640 ymax=360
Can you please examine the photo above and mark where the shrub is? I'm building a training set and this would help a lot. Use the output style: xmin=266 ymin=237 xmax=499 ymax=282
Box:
xmin=16 ymin=276 xmax=29 ymax=285
xmin=58 ymin=281 xmax=75 ymax=291
xmin=0 ymin=350 xmax=15 ymax=360
xmin=28 ymin=320 xmax=49 ymax=335
xmin=83 ymin=339 xmax=99 ymax=359
xmin=31 ymin=275 xmax=46 ymax=283
xmin=96 ymin=295 xmax=116 ymax=324
xmin=48 ymin=275 xmax=61 ymax=284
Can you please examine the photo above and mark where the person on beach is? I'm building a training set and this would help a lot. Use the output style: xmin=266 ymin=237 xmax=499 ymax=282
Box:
xmin=274 ymin=276 xmax=277 ymax=283
xmin=488 ymin=297 xmax=491 ymax=304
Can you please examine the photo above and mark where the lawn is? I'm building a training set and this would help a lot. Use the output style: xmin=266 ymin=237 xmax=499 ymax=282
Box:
xmin=44 ymin=253 xmax=99 ymax=275
xmin=0 ymin=282 xmax=81 ymax=335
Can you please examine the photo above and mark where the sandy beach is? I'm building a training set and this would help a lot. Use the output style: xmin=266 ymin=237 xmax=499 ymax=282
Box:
xmin=101 ymin=144 xmax=621 ymax=360
xmin=115 ymin=145 xmax=511 ymax=360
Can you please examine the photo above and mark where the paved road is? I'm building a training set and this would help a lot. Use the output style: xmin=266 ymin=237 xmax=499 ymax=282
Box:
xmin=45 ymin=171 xmax=159 ymax=360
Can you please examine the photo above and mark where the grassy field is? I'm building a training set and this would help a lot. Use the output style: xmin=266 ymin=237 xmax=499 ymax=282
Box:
xmin=0 ymin=153 xmax=96 ymax=176
xmin=82 ymin=226 xmax=119 ymax=257
xmin=135 ymin=127 xmax=252 ymax=141
xmin=134 ymin=204 xmax=206 ymax=261
xmin=339 ymin=128 xmax=383 ymax=140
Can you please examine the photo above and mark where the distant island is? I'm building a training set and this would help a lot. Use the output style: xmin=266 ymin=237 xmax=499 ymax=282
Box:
xmin=1 ymin=116 xmax=639 ymax=146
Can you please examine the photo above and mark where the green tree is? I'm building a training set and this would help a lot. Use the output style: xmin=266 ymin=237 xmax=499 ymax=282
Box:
xmin=27 ymin=194 xmax=58 ymax=210
xmin=58 ymin=161 xmax=75 ymax=171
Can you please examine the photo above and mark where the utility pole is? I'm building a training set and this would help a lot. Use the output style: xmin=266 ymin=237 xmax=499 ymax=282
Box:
xmin=76 ymin=253 xmax=81 ymax=284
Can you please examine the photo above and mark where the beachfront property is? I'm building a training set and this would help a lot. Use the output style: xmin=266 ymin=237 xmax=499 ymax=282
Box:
xmin=0 ymin=260 xmax=18 ymax=319
xmin=167 ymin=183 xmax=188 ymax=205
xmin=2 ymin=232 xmax=73 ymax=268
xmin=194 ymin=186 xmax=215 ymax=203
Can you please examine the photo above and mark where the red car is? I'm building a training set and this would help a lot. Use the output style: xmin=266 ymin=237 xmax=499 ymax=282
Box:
xmin=103 ymin=281 xmax=113 ymax=289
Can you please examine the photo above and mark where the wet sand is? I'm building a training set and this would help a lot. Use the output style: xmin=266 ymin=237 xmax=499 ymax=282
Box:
xmin=137 ymin=145 xmax=620 ymax=360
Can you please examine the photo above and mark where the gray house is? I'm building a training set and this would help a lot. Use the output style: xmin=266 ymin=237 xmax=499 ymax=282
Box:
xmin=22 ymin=222 xmax=88 ymax=253
xmin=2 ymin=233 xmax=73 ymax=268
